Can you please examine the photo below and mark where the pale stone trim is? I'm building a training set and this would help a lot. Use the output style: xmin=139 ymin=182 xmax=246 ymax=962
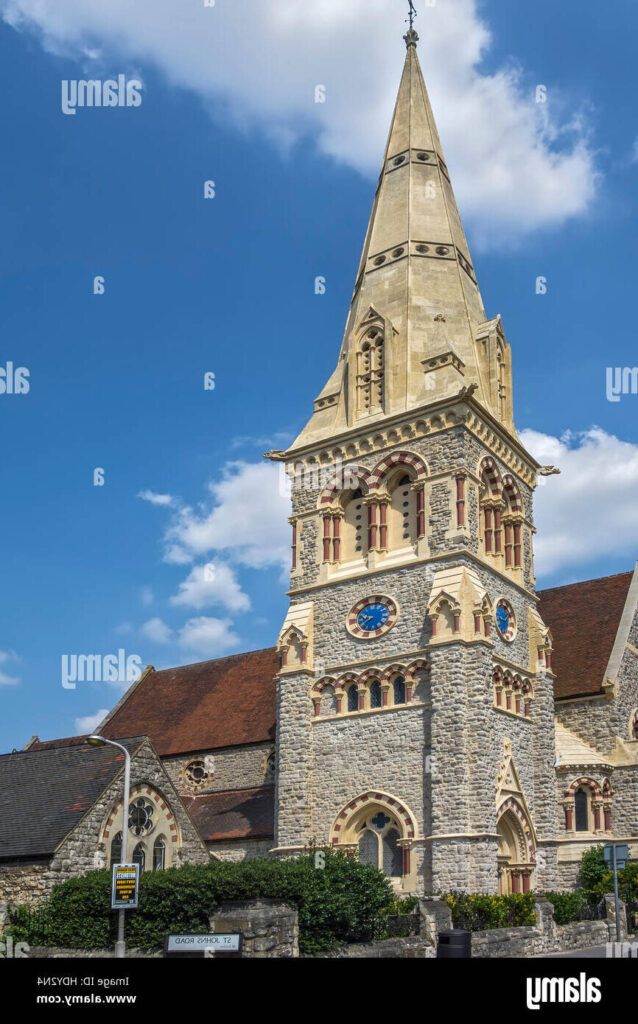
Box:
xmin=603 ymin=562 xmax=638 ymax=694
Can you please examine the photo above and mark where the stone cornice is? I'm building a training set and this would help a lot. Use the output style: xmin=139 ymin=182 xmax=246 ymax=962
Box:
xmin=289 ymin=547 xmax=538 ymax=602
xmin=266 ymin=392 xmax=540 ymax=488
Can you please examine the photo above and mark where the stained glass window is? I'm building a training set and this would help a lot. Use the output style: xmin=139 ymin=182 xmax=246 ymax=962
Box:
xmin=110 ymin=832 xmax=122 ymax=866
xmin=153 ymin=837 xmax=166 ymax=871
xmin=393 ymin=676 xmax=406 ymax=705
xmin=382 ymin=828 xmax=402 ymax=877
xmin=370 ymin=680 xmax=382 ymax=709
xmin=132 ymin=842 xmax=146 ymax=872
xmin=574 ymin=787 xmax=589 ymax=832
xmin=347 ymin=685 xmax=359 ymax=713
xmin=358 ymin=829 xmax=378 ymax=868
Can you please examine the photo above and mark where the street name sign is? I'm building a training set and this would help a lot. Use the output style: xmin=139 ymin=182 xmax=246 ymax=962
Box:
xmin=165 ymin=933 xmax=241 ymax=956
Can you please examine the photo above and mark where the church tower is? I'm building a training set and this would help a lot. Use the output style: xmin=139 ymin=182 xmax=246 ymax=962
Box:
xmin=267 ymin=24 xmax=558 ymax=894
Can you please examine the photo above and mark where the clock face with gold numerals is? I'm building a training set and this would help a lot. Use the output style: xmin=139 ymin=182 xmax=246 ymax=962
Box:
xmin=346 ymin=596 xmax=398 ymax=639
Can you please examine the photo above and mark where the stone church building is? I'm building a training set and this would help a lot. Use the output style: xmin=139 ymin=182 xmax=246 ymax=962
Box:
xmin=1 ymin=28 xmax=637 ymax=905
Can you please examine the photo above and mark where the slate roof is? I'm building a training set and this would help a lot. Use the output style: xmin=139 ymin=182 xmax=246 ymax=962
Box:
xmin=184 ymin=786 xmax=275 ymax=842
xmin=0 ymin=737 xmax=145 ymax=861
xmin=101 ymin=648 xmax=278 ymax=757
xmin=538 ymin=571 xmax=634 ymax=700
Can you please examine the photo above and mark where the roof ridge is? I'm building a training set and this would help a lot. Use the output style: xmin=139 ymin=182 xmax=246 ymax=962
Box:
xmin=539 ymin=569 xmax=633 ymax=596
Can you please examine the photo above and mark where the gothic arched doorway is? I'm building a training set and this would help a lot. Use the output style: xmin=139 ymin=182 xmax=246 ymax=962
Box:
xmin=496 ymin=800 xmax=535 ymax=894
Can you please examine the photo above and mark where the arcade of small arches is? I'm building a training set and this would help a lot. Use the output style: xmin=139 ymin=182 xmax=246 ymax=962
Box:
xmin=311 ymin=659 xmax=429 ymax=717
xmin=100 ymin=783 xmax=181 ymax=873
xmin=312 ymin=451 xmax=430 ymax=569
xmin=562 ymin=777 xmax=613 ymax=834
xmin=478 ymin=456 xmax=526 ymax=577
xmin=493 ymin=667 xmax=534 ymax=719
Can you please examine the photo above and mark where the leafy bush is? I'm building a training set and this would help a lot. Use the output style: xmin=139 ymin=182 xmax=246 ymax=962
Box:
xmin=595 ymin=862 xmax=638 ymax=905
xmin=578 ymin=845 xmax=607 ymax=902
xmin=543 ymin=890 xmax=587 ymax=925
xmin=7 ymin=851 xmax=394 ymax=955
xmin=441 ymin=891 xmax=536 ymax=931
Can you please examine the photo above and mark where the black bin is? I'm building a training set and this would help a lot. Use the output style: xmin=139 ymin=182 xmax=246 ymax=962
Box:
xmin=437 ymin=929 xmax=471 ymax=958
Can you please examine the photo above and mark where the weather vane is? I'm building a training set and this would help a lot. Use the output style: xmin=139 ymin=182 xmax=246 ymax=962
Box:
xmin=407 ymin=1 xmax=417 ymax=30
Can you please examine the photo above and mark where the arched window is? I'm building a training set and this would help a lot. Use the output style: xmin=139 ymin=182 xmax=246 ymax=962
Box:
xmin=388 ymin=473 xmax=416 ymax=550
xmin=574 ymin=787 xmax=590 ymax=832
xmin=357 ymin=327 xmax=384 ymax=415
xmin=347 ymin=684 xmax=359 ymax=713
xmin=382 ymin=828 xmax=402 ymax=877
xmin=393 ymin=676 xmax=406 ymax=705
xmin=369 ymin=680 xmax=382 ymax=709
xmin=356 ymin=812 xmax=403 ymax=877
xmin=341 ymin=489 xmax=367 ymax=562
xmin=631 ymin=710 xmax=638 ymax=740
xmin=153 ymin=837 xmax=166 ymax=871
xmin=110 ymin=832 xmax=122 ymax=866
xmin=132 ymin=842 xmax=146 ymax=872
xmin=320 ymin=685 xmax=338 ymax=717
xmin=358 ymin=829 xmax=378 ymax=867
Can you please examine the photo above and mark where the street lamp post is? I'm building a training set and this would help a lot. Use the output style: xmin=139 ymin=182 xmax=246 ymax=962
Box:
xmin=88 ymin=735 xmax=131 ymax=959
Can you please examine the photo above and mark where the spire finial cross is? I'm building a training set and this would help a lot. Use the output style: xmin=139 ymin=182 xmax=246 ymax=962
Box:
xmin=404 ymin=2 xmax=418 ymax=47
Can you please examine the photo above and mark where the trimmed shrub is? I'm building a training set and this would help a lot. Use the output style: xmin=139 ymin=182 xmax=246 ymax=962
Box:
xmin=441 ymin=891 xmax=536 ymax=931
xmin=7 ymin=851 xmax=394 ymax=955
xmin=543 ymin=890 xmax=587 ymax=925
xmin=578 ymin=845 xmax=607 ymax=902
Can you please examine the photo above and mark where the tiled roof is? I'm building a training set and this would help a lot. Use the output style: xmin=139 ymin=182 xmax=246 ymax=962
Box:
xmin=0 ymin=737 xmax=146 ymax=861
xmin=185 ymin=786 xmax=275 ymax=842
xmin=102 ymin=648 xmax=278 ymax=757
xmin=538 ymin=571 xmax=633 ymax=700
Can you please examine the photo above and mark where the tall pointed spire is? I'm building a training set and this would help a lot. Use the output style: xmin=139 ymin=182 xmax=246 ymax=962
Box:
xmin=291 ymin=23 xmax=514 ymax=450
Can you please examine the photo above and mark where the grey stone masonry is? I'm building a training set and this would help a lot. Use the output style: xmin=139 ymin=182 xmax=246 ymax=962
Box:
xmin=210 ymin=900 xmax=299 ymax=958
xmin=275 ymin=403 xmax=553 ymax=895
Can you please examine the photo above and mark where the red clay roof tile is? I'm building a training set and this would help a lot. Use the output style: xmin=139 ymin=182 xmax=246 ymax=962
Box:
xmin=538 ymin=571 xmax=633 ymax=700
xmin=102 ymin=648 xmax=278 ymax=756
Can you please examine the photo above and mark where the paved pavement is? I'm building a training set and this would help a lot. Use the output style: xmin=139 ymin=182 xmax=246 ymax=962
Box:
xmin=540 ymin=942 xmax=638 ymax=958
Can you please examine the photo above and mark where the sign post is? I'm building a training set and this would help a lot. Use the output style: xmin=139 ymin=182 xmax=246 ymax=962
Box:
xmin=604 ymin=843 xmax=629 ymax=942
xmin=111 ymin=863 xmax=140 ymax=911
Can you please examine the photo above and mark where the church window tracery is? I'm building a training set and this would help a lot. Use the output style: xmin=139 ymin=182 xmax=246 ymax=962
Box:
xmin=357 ymin=327 xmax=384 ymax=415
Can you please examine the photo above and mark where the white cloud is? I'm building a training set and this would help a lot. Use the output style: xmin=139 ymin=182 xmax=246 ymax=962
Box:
xmin=521 ymin=427 xmax=638 ymax=578
xmin=0 ymin=0 xmax=597 ymax=245
xmin=171 ymin=563 xmax=251 ymax=613
xmin=0 ymin=649 xmax=20 ymax=686
xmin=140 ymin=617 xmax=173 ymax=644
xmin=164 ymin=462 xmax=290 ymax=571
xmin=178 ymin=616 xmax=240 ymax=658
xmin=138 ymin=489 xmax=174 ymax=507
xmin=75 ymin=709 xmax=109 ymax=734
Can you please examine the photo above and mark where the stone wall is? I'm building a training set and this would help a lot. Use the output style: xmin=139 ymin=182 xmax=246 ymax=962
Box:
xmin=208 ymin=839 xmax=273 ymax=862
xmin=162 ymin=742 xmax=274 ymax=798
xmin=0 ymin=863 xmax=50 ymax=907
xmin=210 ymin=899 xmax=298 ymax=958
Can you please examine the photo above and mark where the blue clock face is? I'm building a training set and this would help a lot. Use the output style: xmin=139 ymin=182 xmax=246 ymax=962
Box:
xmin=357 ymin=603 xmax=390 ymax=632
xmin=496 ymin=604 xmax=510 ymax=635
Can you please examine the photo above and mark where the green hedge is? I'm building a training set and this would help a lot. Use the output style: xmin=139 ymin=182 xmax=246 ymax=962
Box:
xmin=8 ymin=851 xmax=395 ymax=955
xmin=543 ymin=890 xmax=588 ymax=925
xmin=441 ymin=891 xmax=536 ymax=931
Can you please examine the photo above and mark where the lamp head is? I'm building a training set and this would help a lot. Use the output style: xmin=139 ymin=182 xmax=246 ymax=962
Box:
xmin=87 ymin=735 xmax=105 ymax=747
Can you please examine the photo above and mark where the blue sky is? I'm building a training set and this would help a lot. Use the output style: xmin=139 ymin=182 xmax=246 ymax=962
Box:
xmin=1 ymin=0 xmax=637 ymax=751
